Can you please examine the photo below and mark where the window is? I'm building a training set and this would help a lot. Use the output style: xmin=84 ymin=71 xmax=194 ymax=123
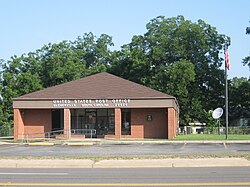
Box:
xmin=122 ymin=109 xmax=131 ymax=135
xmin=71 ymin=109 xmax=115 ymax=136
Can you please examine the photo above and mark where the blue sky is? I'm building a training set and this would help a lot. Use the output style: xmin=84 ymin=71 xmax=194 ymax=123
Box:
xmin=0 ymin=0 xmax=249 ymax=78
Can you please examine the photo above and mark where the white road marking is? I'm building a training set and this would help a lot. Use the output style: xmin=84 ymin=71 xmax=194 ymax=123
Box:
xmin=0 ymin=173 xmax=68 ymax=175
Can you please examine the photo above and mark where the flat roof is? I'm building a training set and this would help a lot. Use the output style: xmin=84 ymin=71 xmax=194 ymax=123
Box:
xmin=14 ymin=72 xmax=175 ymax=101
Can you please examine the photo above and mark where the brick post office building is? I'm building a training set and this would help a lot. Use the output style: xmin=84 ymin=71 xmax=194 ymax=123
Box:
xmin=13 ymin=72 xmax=179 ymax=140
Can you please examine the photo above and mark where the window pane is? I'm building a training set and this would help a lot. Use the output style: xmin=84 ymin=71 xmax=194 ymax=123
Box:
xmin=108 ymin=117 xmax=115 ymax=135
xmin=97 ymin=109 xmax=108 ymax=116
xmin=108 ymin=109 xmax=114 ymax=116
xmin=122 ymin=109 xmax=131 ymax=135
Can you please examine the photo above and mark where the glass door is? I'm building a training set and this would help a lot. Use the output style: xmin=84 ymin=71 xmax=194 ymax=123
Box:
xmin=85 ymin=110 xmax=97 ymax=130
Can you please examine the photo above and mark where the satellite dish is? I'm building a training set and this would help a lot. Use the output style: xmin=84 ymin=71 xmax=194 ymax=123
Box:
xmin=212 ymin=108 xmax=223 ymax=119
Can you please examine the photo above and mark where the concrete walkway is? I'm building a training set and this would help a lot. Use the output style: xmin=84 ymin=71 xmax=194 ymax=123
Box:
xmin=0 ymin=158 xmax=250 ymax=168
xmin=1 ymin=139 xmax=250 ymax=146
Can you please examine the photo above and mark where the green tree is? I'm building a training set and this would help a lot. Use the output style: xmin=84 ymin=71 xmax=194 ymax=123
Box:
xmin=229 ymin=77 xmax=250 ymax=120
xmin=36 ymin=41 xmax=85 ymax=87
xmin=0 ymin=33 xmax=114 ymax=130
xmin=72 ymin=33 xmax=114 ymax=76
xmin=165 ymin=60 xmax=196 ymax=124
xmin=108 ymin=36 xmax=151 ymax=85
xmin=0 ymin=56 xmax=43 ymax=128
xmin=111 ymin=15 xmax=228 ymax=125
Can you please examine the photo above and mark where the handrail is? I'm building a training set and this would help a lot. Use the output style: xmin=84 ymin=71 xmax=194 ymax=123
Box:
xmin=71 ymin=129 xmax=96 ymax=138
xmin=18 ymin=128 xmax=97 ymax=142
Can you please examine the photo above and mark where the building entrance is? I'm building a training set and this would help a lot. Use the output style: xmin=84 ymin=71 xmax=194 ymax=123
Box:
xmin=52 ymin=109 xmax=64 ymax=131
xmin=71 ymin=109 xmax=115 ymax=137
xmin=85 ymin=109 xmax=97 ymax=129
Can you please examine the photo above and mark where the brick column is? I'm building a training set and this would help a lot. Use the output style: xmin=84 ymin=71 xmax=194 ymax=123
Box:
xmin=173 ymin=108 xmax=177 ymax=138
xmin=64 ymin=109 xmax=71 ymax=139
xmin=167 ymin=108 xmax=176 ymax=139
xmin=176 ymin=109 xmax=179 ymax=137
xmin=14 ymin=109 xmax=24 ymax=140
xmin=115 ymin=108 xmax=121 ymax=139
xmin=175 ymin=109 xmax=178 ymax=138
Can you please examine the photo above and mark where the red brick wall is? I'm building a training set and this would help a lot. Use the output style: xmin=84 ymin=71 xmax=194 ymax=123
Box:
xmin=64 ymin=109 xmax=71 ymax=139
xmin=131 ymin=108 xmax=167 ymax=139
xmin=115 ymin=108 xmax=121 ymax=139
xmin=130 ymin=124 xmax=144 ymax=138
xmin=23 ymin=109 xmax=52 ymax=138
xmin=14 ymin=109 xmax=24 ymax=140
xmin=167 ymin=108 xmax=177 ymax=139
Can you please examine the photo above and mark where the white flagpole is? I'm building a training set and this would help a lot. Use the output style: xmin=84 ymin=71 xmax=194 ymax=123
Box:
xmin=224 ymin=45 xmax=229 ymax=140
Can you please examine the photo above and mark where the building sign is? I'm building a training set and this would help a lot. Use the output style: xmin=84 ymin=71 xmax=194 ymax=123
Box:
xmin=52 ymin=99 xmax=131 ymax=108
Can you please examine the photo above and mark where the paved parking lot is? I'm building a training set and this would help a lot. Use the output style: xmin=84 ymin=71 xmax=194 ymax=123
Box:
xmin=0 ymin=143 xmax=249 ymax=157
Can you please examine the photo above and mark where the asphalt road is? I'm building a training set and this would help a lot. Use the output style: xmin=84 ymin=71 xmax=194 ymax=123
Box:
xmin=0 ymin=167 xmax=250 ymax=186
xmin=0 ymin=143 xmax=250 ymax=157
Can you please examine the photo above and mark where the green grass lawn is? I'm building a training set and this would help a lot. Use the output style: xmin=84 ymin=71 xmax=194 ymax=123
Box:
xmin=174 ymin=134 xmax=250 ymax=140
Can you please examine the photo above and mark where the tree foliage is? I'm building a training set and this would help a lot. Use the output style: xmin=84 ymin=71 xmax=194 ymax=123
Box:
xmin=243 ymin=21 xmax=250 ymax=71
xmin=229 ymin=77 xmax=250 ymax=120
xmin=111 ymin=15 xmax=228 ymax=124
xmin=0 ymin=33 xmax=114 ymax=128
